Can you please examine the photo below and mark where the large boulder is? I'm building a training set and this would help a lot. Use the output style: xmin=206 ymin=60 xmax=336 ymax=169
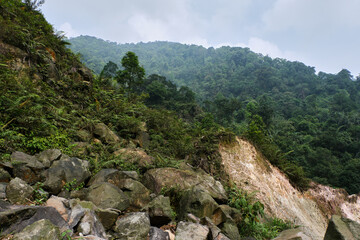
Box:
xmin=88 ymin=169 xmax=138 ymax=186
xmin=12 ymin=219 xmax=61 ymax=240
xmin=143 ymin=168 xmax=227 ymax=202
xmin=86 ymin=182 xmax=129 ymax=211
xmin=113 ymin=212 xmax=151 ymax=240
xmin=324 ymin=215 xmax=360 ymax=240
xmin=42 ymin=155 xmax=91 ymax=194
xmin=178 ymin=186 xmax=219 ymax=220
xmin=11 ymin=151 xmax=45 ymax=184
xmin=175 ymin=221 xmax=209 ymax=240
xmin=93 ymin=122 xmax=120 ymax=145
xmin=6 ymin=177 xmax=33 ymax=204
xmin=221 ymin=221 xmax=241 ymax=240
xmin=116 ymin=178 xmax=151 ymax=210
xmin=145 ymin=195 xmax=173 ymax=227
xmin=0 ymin=206 xmax=69 ymax=236
xmin=45 ymin=196 xmax=70 ymax=222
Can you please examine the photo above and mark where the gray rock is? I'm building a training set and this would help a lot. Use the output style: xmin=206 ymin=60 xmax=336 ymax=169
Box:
xmin=11 ymin=151 xmax=44 ymax=184
xmin=114 ymin=212 xmax=150 ymax=240
xmin=175 ymin=221 xmax=209 ymax=240
xmin=88 ymin=168 xmax=130 ymax=186
xmin=6 ymin=177 xmax=33 ymax=204
xmin=77 ymin=209 xmax=107 ymax=239
xmin=86 ymin=182 xmax=129 ymax=211
xmin=149 ymin=227 xmax=170 ymax=240
xmin=201 ymin=217 xmax=222 ymax=239
xmin=94 ymin=122 xmax=120 ymax=145
xmin=68 ymin=204 xmax=86 ymax=229
xmin=0 ymin=206 xmax=69 ymax=236
xmin=95 ymin=208 xmax=119 ymax=230
xmin=117 ymin=178 xmax=151 ymax=209
xmin=77 ymin=129 xmax=92 ymax=142
xmin=324 ymin=215 xmax=360 ymax=240
xmin=273 ymin=228 xmax=311 ymax=240
xmin=12 ymin=219 xmax=61 ymax=240
xmin=143 ymin=168 xmax=227 ymax=203
xmin=221 ymin=221 xmax=241 ymax=240
xmin=113 ymin=148 xmax=154 ymax=168
xmin=145 ymin=195 xmax=173 ymax=227
xmin=42 ymin=156 xmax=90 ymax=194
xmin=0 ymin=168 xmax=11 ymax=182
xmin=45 ymin=196 xmax=70 ymax=222
xmin=0 ymin=182 xmax=7 ymax=199
xmin=36 ymin=149 xmax=62 ymax=168
xmin=179 ymin=186 xmax=219 ymax=220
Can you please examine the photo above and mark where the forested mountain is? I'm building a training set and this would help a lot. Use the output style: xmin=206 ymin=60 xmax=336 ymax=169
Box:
xmin=69 ymin=35 xmax=360 ymax=194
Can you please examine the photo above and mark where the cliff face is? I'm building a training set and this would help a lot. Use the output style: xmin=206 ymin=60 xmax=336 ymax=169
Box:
xmin=220 ymin=137 xmax=360 ymax=240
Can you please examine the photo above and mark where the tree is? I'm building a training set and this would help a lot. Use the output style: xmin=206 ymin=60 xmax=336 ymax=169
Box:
xmin=116 ymin=52 xmax=145 ymax=92
xmin=23 ymin=0 xmax=45 ymax=11
xmin=100 ymin=61 xmax=118 ymax=79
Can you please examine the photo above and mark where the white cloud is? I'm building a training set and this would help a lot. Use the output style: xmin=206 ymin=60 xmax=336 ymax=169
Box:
xmin=58 ymin=22 xmax=78 ymax=38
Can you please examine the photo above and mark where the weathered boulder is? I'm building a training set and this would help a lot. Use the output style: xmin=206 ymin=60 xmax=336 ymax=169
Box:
xmin=12 ymin=219 xmax=61 ymax=240
xmin=178 ymin=186 xmax=219 ymax=220
xmin=201 ymin=217 xmax=223 ymax=239
xmin=6 ymin=177 xmax=33 ymax=204
xmin=0 ymin=182 xmax=7 ymax=199
xmin=0 ymin=206 xmax=69 ymax=236
xmin=86 ymin=182 xmax=129 ymax=211
xmin=273 ymin=228 xmax=311 ymax=240
xmin=95 ymin=208 xmax=119 ymax=230
xmin=0 ymin=168 xmax=11 ymax=182
xmin=145 ymin=195 xmax=173 ymax=227
xmin=114 ymin=212 xmax=151 ymax=240
xmin=11 ymin=151 xmax=44 ymax=184
xmin=113 ymin=148 xmax=154 ymax=168
xmin=117 ymin=178 xmax=151 ymax=209
xmin=77 ymin=129 xmax=92 ymax=142
xmin=93 ymin=122 xmax=120 ymax=145
xmin=42 ymin=155 xmax=91 ymax=194
xmin=35 ymin=149 xmax=61 ymax=168
xmin=221 ymin=221 xmax=241 ymax=240
xmin=143 ymin=168 xmax=227 ymax=202
xmin=211 ymin=205 xmax=241 ymax=226
xmin=149 ymin=227 xmax=170 ymax=240
xmin=324 ymin=215 xmax=360 ymax=240
xmin=175 ymin=221 xmax=209 ymax=240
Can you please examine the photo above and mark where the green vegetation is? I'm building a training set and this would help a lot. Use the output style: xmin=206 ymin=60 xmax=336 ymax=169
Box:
xmin=228 ymin=186 xmax=293 ymax=239
xmin=70 ymin=36 xmax=360 ymax=194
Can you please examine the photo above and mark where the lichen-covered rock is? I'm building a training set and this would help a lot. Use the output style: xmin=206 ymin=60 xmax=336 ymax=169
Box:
xmin=12 ymin=219 xmax=61 ymax=240
xmin=95 ymin=208 xmax=119 ymax=230
xmin=324 ymin=215 xmax=360 ymax=240
xmin=86 ymin=182 xmax=129 ymax=211
xmin=221 ymin=222 xmax=241 ymax=240
xmin=88 ymin=169 xmax=135 ymax=186
xmin=114 ymin=212 xmax=150 ymax=240
xmin=145 ymin=195 xmax=173 ymax=227
xmin=117 ymin=178 xmax=151 ymax=210
xmin=93 ymin=122 xmax=120 ymax=145
xmin=11 ymin=151 xmax=44 ymax=169
xmin=35 ymin=149 xmax=62 ymax=168
xmin=273 ymin=228 xmax=311 ymax=240
xmin=6 ymin=177 xmax=33 ymax=204
xmin=143 ymin=168 xmax=227 ymax=202
xmin=42 ymin=156 xmax=91 ymax=194
xmin=179 ymin=187 xmax=219 ymax=220
xmin=175 ymin=221 xmax=209 ymax=240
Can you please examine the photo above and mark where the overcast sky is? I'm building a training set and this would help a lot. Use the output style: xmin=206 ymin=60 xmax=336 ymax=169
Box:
xmin=41 ymin=0 xmax=360 ymax=76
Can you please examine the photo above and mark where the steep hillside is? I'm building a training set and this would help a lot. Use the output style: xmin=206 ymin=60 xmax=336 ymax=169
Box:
xmin=69 ymin=35 xmax=360 ymax=195
xmin=220 ymin=137 xmax=360 ymax=239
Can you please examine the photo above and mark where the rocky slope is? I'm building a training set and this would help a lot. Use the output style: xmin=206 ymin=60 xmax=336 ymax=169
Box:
xmin=220 ymin=137 xmax=360 ymax=239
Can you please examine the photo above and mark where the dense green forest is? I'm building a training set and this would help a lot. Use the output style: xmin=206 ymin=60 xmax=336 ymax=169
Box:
xmin=69 ymin=36 xmax=360 ymax=194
